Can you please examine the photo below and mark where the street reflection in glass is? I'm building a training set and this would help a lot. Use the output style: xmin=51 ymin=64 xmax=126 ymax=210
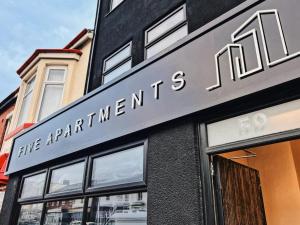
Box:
xmin=21 ymin=172 xmax=46 ymax=199
xmin=91 ymin=146 xmax=144 ymax=188
xmin=49 ymin=162 xmax=84 ymax=194
xmin=17 ymin=203 xmax=43 ymax=225
xmin=44 ymin=199 xmax=84 ymax=225
xmin=86 ymin=192 xmax=147 ymax=225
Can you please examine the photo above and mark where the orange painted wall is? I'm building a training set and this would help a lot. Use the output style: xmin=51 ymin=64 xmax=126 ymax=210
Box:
xmin=222 ymin=141 xmax=300 ymax=225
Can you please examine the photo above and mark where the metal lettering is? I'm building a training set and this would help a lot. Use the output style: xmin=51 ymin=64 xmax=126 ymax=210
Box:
xmin=131 ymin=90 xmax=144 ymax=109
xmin=151 ymin=80 xmax=163 ymax=99
xmin=115 ymin=98 xmax=126 ymax=116
xmin=74 ymin=119 xmax=84 ymax=133
xmin=172 ymin=71 xmax=186 ymax=91
xmin=99 ymin=106 xmax=111 ymax=123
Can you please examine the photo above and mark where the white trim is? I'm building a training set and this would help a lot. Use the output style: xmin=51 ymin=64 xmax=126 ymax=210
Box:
xmin=68 ymin=31 xmax=93 ymax=49
xmin=19 ymin=53 xmax=80 ymax=78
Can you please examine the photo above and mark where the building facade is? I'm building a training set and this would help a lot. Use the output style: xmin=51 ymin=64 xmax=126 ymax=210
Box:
xmin=2 ymin=0 xmax=300 ymax=225
xmin=0 ymin=89 xmax=18 ymax=208
xmin=0 ymin=29 xmax=93 ymax=219
xmin=2 ymin=29 xmax=93 ymax=155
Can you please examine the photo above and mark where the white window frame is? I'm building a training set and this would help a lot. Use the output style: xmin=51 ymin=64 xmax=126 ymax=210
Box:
xmin=110 ymin=0 xmax=125 ymax=12
xmin=17 ymin=75 xmax=36 ymax=127
xmin=36 ymin=66 xmax=67 ymax=121
xmin=102 ymin=42 xmax=132 ymax=84
xmin=144 ymin=4 xmax=188 ymax=59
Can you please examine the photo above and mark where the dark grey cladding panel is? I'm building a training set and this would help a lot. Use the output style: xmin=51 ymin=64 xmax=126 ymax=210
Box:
xmin=7 ymin=0 xmax=300 ymax=174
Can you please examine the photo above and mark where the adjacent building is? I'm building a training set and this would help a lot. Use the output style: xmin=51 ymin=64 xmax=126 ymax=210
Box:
xmin=0 ymin=89 xmax=18 ymax=208
xmin=2 ymin=29 xmax=93 ymax=155
xmin=0 ymin=28 xmax=93 ymax=217
xmin=2 ymin=0 xmax=300 ymax=225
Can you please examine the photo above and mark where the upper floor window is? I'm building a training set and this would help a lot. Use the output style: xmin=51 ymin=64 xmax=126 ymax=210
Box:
xmin=3 ymin=114 xmax=12 ymax=137
xmin=17 ymin=76 xmax=36 ymax=126
xmin=145 ymin=4 xmax=188 ymax=59
xmin=103 ymin=42 xmax=132 ymax=84
xmin=37 ymin=67 xmax=67 ymax=121
xmin=110 ymin=0 xmax=124 ymax=11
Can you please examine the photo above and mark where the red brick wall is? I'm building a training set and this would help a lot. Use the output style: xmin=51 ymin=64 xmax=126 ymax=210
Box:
xmin=0 ymin=104 xmax=15 ymax=149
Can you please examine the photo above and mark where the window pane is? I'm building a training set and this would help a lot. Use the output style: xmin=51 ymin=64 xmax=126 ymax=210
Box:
xmin=21 ymin=173 xmax=46 ymax=199
xmin=49 ymin=162 xmax=84 ymax=194
xmin=17 ymin=91 xmax=33 ymax=126
xmin=17 ymin=203 xmax=43 ymax=225
xmin=87 ymin=192 xmax=147 ymax=225
xmin=146 ymin=24 xmax=188 ymax=59
xmin=38 ymin=84 xmax=64 ymax=121
xmin=147 ymin=8 xmax=185 ymax=44
xmin=24 ymin=77 xmax=36 ymax=95
xmin=104 ymin=44 xmax=131 ymax=72
xmin=91 ymin=146 xmax=144 ymax=188
xmin=44 ymin=199 xmax=84 ymax=225
xmin=47 ymin=69 xmax=65 ymax=82
xmin=111 ymin=0 xmax=124 ymax=11
xmin=103 ymin=60 xmax=132 ymax=84
xmin=4 ymin=116 xmax=12 ymax=136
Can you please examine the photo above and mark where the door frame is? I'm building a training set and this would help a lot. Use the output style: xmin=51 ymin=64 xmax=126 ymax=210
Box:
xmin=198 ymin=97 xmax=300 ymax=225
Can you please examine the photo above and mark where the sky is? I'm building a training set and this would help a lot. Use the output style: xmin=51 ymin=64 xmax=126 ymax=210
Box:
xmin=0 ymin=0 xmax=98 ymax=101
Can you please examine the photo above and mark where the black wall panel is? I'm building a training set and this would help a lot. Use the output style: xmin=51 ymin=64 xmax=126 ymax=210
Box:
xmin=147 ymin=121 xmax=203 ymax=225
xmin=88 ymin=0 xmax=246 ymax=91
xmin=0 ymin=176 xmax=20 ymax=225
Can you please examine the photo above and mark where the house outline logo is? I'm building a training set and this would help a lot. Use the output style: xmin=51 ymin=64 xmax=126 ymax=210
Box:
xmin=207 ymin=9 xmax=300 ymax=91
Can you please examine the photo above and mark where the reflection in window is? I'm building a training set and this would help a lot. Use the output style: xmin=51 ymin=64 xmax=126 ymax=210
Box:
xmin=48 ymin=162 xmax=85 ymax=194
xmin=17 ymin=203 xmax=43 ymax=225
xmin=86 ymin=192 xmax=147 ymax=225
xmin=21 ymin=172 xmax=46 ymax=199
xmin=91 ymin=146 xmax=144 ymax=188
xmin=44 ymin=199 xmax=84 ymax=225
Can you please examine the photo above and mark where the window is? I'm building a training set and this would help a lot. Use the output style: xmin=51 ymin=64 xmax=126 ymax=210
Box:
xmin=37 ymin=67 xmax=66 ymax=121
xmin=145 ymin=5 xmax=188 ymax=59
xmin=48 ymin=161 xmax=85 ymax=194
xmin=103 ymin=42 xmax=132 ymax=84
xmin=43 ymin=199 xmax=84 ymax=225
xmin=17 ymin=203 xmax=43 ymax=225
xmin=17 ymin=76 xmax=36 ymax=126
xmin=4 ymin=114 xmax=12 ymax=137
xmin=20 ymin=172 xmax=46 ymax=199
xmin=86 ymin=192 xmax=147 ymax=225
xmin=110 ymin=0 xmax=124 ymax=11
xmin=17 ymin=142 xmax=147 ymax=225
xmin=90 ymin=145 xmax=145 ymax=189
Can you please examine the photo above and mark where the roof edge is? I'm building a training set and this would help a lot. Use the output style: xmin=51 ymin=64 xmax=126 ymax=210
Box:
xmin=0 ymin=88 xmax=19 ymax=113
xmin=16 ymin=49 xmax=82 ymax=76
xmin=64 ymin=28 xmax=89 ymax=49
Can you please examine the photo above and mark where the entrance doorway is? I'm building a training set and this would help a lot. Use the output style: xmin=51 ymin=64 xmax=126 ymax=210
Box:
xmin=212 ymin=139 xmax=300 ymax=225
